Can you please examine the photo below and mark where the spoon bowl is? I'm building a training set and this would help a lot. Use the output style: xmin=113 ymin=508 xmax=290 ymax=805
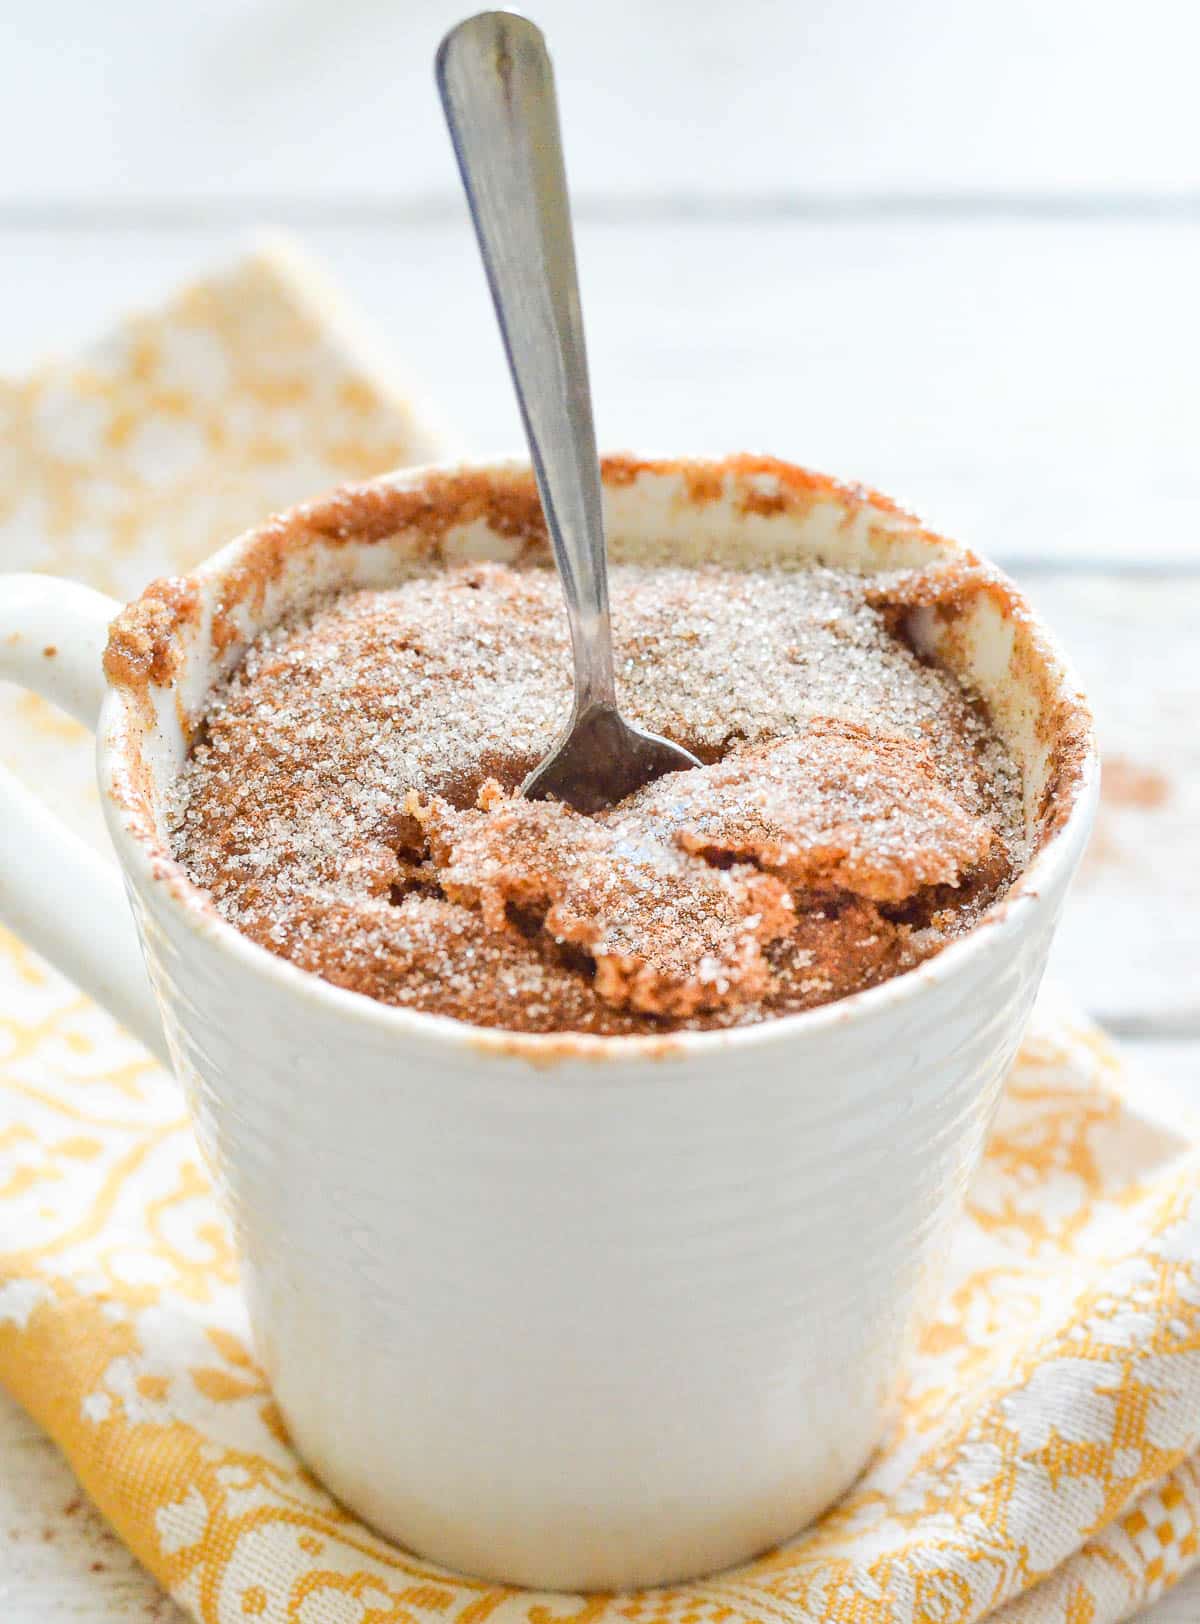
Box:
xmin=522 ymin=702 xmax=699 ymax=815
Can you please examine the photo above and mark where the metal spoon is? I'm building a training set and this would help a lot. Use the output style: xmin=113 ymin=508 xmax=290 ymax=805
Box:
xmin=436 ymin=11 xmax=700 ymax=815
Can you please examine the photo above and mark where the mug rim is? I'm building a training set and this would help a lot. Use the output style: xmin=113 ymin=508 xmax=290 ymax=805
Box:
xmin=97 ymin=453 xmax=1100 ymax=1069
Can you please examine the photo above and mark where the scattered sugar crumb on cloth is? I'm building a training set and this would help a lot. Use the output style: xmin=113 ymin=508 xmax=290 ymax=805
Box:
xmin=2 ymin=248 xmax=1199 ymax=1624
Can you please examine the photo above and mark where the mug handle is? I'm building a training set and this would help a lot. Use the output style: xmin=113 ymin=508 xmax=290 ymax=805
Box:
xmin=0 ymin=574 xmax=168 ymax=1065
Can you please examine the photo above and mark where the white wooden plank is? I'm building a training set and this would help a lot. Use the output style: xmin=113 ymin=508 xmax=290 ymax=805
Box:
xmin=3 ymin=0 xmax=1200 ymax=206
xmin=1031 ymin=576 xmax=1200 ymax=1031
xmin=3 ymin=219 xmax=1200 ymax=566
xmin=1114 ymin=1042 xmax=1200 ymax=1151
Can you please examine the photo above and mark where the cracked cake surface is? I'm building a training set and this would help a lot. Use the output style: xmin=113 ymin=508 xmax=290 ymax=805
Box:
xmin=165 ymin=561 xmax=1028 ymax=1033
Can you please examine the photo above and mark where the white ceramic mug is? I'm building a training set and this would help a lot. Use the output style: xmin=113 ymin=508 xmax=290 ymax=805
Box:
xmin=0 ymin=456 xmax=1097 ymax=1591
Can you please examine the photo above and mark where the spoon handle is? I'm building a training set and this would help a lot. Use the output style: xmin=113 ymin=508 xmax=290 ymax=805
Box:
xmin=437 ymin=11 xmax=616 ymax=713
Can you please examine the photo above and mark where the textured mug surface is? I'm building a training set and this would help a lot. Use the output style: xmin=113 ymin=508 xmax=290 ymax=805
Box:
xmin=0 ymin=456 xmax=1098 ymax=1590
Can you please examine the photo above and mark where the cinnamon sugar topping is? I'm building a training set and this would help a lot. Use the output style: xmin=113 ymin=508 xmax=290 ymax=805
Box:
xmin=412 ymin=785 xmax=794 ymax=1018
xmin=166 ymin=562 xmax=1028 ymax=1033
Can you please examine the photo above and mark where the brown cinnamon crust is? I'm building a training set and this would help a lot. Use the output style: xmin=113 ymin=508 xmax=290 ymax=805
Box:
xmin=101 ymin=455 xmax=957 ymax=709
xmin=103 ymin=577 xmax=200 ymax=688
xmin=165 ymin=559 xmax=1028 ymax=1033
xmin=868 ymin=557 xmax=1092 ymax=846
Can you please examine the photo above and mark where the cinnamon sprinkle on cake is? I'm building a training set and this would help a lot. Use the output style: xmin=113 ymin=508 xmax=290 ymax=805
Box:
xmin=166 ymin=561 xmax=1027 ymax=1032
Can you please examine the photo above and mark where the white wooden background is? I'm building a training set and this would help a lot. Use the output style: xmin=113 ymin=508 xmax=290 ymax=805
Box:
xmin=3 ymin=1 xmax=1199 ymax=1618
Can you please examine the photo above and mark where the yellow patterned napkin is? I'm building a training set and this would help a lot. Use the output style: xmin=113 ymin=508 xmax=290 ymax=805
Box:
xmin=3 ymin=247 xmax=1200 ymax=1624
xmin=0 ymin=233 xmax=453 ymax=854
